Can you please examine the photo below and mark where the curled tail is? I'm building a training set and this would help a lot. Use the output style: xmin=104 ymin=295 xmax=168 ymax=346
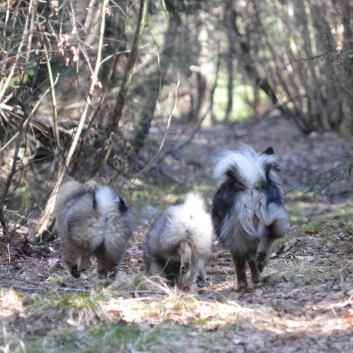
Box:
xmin=88 ymin=185 xmax=133 ymax=252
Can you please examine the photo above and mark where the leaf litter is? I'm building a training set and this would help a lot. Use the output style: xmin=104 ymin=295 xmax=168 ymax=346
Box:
xmin=1 ymin=118 xmax=353 ymax=352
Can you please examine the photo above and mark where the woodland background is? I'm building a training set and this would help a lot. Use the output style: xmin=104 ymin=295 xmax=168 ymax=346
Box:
xmin=1 ymin=0 xmax=353 ymax=234
xmin=1 ymin=1 xmax=353 ymax=352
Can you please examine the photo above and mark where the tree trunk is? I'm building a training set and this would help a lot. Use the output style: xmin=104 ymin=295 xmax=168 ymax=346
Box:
xmin=194 ymin=19 xmax=214 ymax=127
xmin=224 ymin=0 xmax=235 ymax=123
xmin=92 ymin=0 xmax=149 ymax=176
xmin=70 ymin=1 xmax=127 ymax=175
xmin=228 ymin=2 xmax=291 ymax=119
xmin=225 ymin=42 xmax=234 ymax=123
xmin=210 ymin=47 xmax=222 ymax=124
xmin=131 ymin=9 xmax=181 ymax=155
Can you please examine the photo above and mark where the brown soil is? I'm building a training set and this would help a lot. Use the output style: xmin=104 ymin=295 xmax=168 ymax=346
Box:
xmin=1 ymin=116 xmax=353 ymax=352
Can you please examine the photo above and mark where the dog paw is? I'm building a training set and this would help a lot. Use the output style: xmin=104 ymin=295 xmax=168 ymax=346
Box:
xmin=252 ymin=277 xmax=262 ymax=288
xmin=257 ymin=251 xmax=267 ymax=262
xmin=256 ymin=252 xmax=267 ymax=272
xmin=180 ymin=262 xmax=190 ymax=274
xmin=70 ymin=266 xmax=81 ymax=279
xmin=196 ymin=275 xmax=206 ymax=288
xmin=98 ymin=269 xmax=108 ymax=278
xmin=236 ymin=280 xmax=248 ymax=292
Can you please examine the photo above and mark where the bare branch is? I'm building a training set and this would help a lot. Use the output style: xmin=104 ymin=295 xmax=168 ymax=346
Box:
xmin=91 ymin=0 xmax=149 ymax=177
xmin=34 ymin=0 xmax=110 ymax=237
xmin=71 ymin=1 xmax=128 ymax=175
xmin=0 ymin=97 xmax=31 ymax=236
xmin=128 ymin=76 xmax=180 ymax=185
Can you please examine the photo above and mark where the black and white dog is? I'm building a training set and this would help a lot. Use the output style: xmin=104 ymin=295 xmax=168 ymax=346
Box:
xmin=211 ymin=145 xmax=289 ymax=290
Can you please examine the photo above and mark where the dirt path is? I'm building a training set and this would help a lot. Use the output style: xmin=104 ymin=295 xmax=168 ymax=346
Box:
xmin=1 ymin=117 xmax=353 ymax=352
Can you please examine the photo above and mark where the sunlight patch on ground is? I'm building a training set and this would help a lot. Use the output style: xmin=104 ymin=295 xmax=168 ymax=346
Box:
xmin=0 ymin=288 xmax=24 ymax=319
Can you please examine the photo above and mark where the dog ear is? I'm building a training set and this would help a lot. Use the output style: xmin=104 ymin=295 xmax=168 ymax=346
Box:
xmin=118 ymin=196 xmax=129 ymax=213
xmin=262 ymin=148 xmax=281 ymax=175
xmin=225 ymin=169 xmax=235 ymax=179
xmin=268 ymin=162 xmax=281 ymax=173
xmin=226 ymin=167 xmax=241 ymax=182
xmin=264 ymin=160 xmax=281 ymax=175
xmin=263 ymin=147 xmax=274 ymax=155
xmin=225 ymin=168 xmax=247 ymax=189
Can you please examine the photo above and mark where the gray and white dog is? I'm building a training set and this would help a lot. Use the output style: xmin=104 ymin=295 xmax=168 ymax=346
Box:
xmin=143 ymin=192 xmax=214 ymax=289
xmin=211 ymin=145 xmax=290 ymax=290
xmin=54 ymin=178 xmax=134 ymax=279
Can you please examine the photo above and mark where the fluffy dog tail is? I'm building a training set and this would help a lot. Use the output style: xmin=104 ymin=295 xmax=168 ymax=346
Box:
xmin=55 ymin=178 xmax=133 ymax=278
xmin=55 ymin=179 xmax=133 ymax=252
xmin=165 ymin=192 xmax=210 ymax=238
xmin=214 ymin=145 xmax=280 ymax=186
xmin=164 ymin=192 xmax=213 ymax=261
xmin=82 ymin=185 xmax=133 ymax=257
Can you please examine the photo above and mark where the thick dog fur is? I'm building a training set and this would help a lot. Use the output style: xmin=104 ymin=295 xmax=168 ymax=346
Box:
xmin=143 ymin=192 xmax=214 ymax=289
xmin=211 ymin=145 xmax=290 ymax=290
xmin=54 ymin=178 xmax=134 ymax=279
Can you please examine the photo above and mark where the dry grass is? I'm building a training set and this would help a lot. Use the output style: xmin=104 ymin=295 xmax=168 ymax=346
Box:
xmin=2 ymin=118 xmax=353 ymax=352
xmin=2 ymin=219 xmax=353 ymax=352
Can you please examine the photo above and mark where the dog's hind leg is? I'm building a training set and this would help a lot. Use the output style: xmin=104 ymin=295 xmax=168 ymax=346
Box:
xmin=62 ymin=241 xmax=80 ymax=278
xmin=150 ymin=260 xmax=178 ymax=287
xmin=178 ymin=240 xmax=192 ymax=276
xmin=248 ymin=256 xmax=262 ymax=286
xmin=148 ymin=260 xmax=164 ymax=277
xmin=78 ymin=250 xmax=90 ymax=273
xmin=257 ymin=204 xmax=289 ymax=271
xmin=257 ymin=213 xmax=289 ymax=272
xmin=256 ymin=235 xmax=274 ymax=273
xmin=196 ymin=258 xmax=207 ymax=288
xmin=231 ymin=250 xmax=248 ymax=291
xmin=95 ymin=249 xmax=118 ymax=279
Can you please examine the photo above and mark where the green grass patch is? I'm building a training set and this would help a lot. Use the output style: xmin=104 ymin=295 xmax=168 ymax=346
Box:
xmin=273 ymin=236 xmax=291 ymax=250
xmin=297 ymin=220 xmax=353 ymax=247
xmin=26 ymin=291 xmax=109 ymax=328
xmin=299 ymin=219 xmax=339 ymax=234
xmin=57 ymin=293 xmax=103 ymax=311
xmin=284 ymin=194 xmax=353 ymax=226
xmin=194 ymin=317 xmax=209 ymax=326
xmin=223 ymin=316 xmax=248 ymax=332
xmin=90 ymin=324 xmax=143 ymax=347
xmin=344 ymin=245 xmax=353 ymax=256
xmin=18 ymin=324 xmax=193 ymax=353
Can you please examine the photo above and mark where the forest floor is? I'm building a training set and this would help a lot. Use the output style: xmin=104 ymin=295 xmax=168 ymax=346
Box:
xmin=1 ymin=116 xmax=353 ymax=352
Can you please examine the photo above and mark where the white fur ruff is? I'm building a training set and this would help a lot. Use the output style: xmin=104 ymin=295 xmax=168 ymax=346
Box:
xmin=214 ymin=145 xmax=288 ymax=251
xmin=214 ymin=145 xmax=278 ymax=186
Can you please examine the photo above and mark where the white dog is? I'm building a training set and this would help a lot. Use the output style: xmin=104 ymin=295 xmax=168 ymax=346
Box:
xmin=143 ymin=192 xmax=214 ymax=289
